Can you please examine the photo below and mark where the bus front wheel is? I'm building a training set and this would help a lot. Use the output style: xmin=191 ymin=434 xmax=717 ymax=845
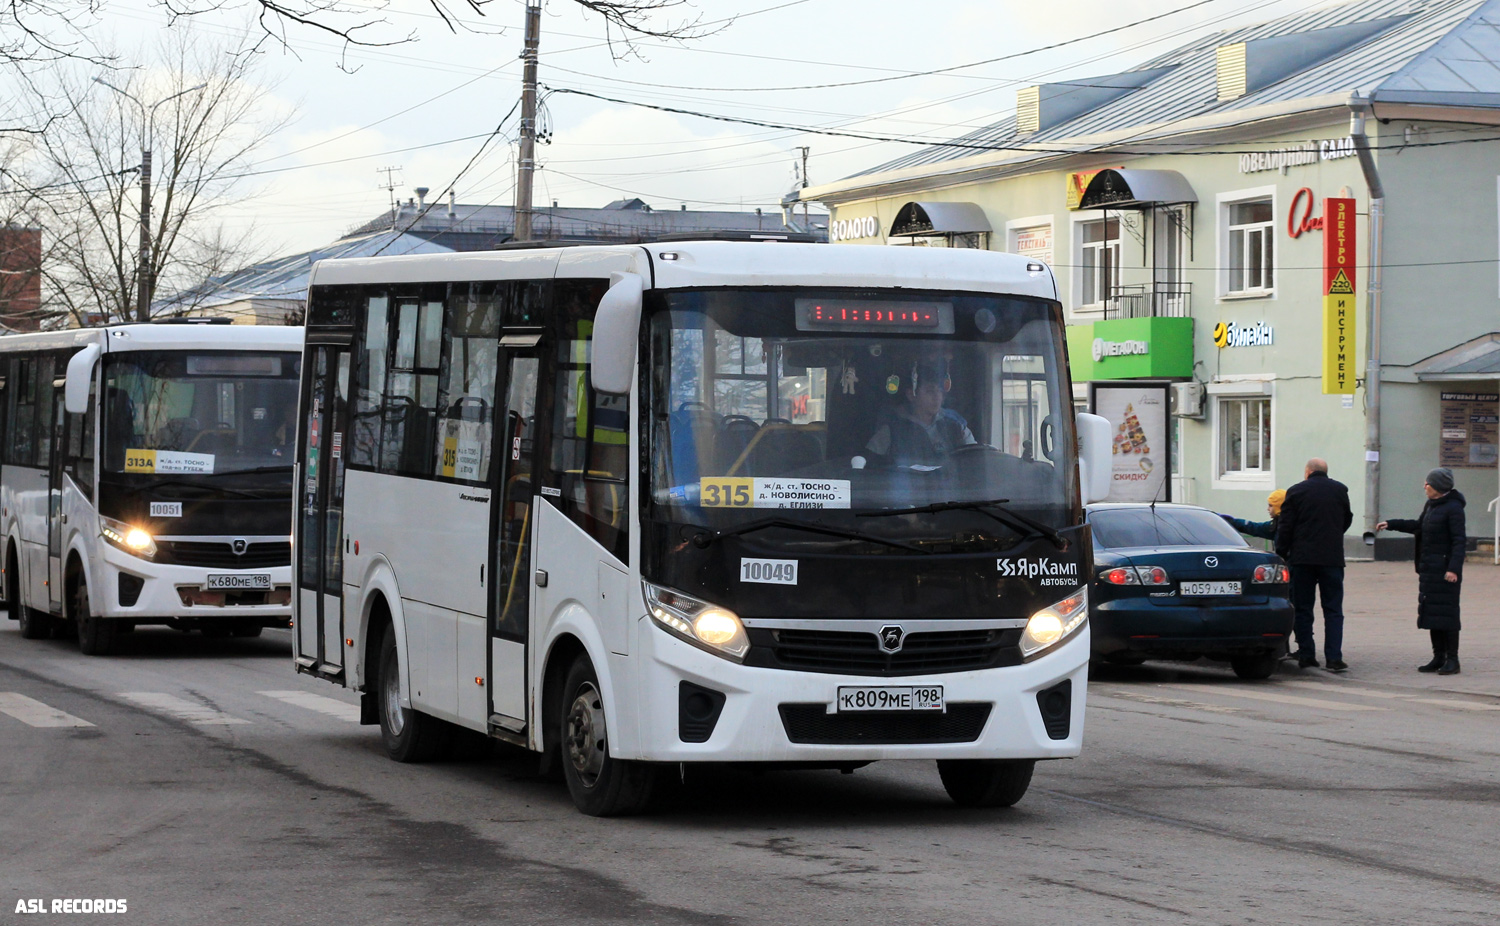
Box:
xmin=12 ymin=551 xmax=48 ymax=640
xmin=937 ymin=759 xmax=1035 ymax=808
xmin=73 ymin=579 xmax=115 ymax=657
xmin=377 ymin=624 xmax=450 ymax=762
xmin=559 ymin=654 xmax=656 ymax=817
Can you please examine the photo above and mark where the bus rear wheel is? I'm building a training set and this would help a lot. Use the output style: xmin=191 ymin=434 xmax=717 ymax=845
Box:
xmin=937 ymin=759 xmax=1035 ymax=808
xmin=376 ymin=624 xmax=450 ymax=762
xmin=73 ymin=579 xmax=115 ymax=657
xmin=559 ymin=654 xmax=656 ymax=817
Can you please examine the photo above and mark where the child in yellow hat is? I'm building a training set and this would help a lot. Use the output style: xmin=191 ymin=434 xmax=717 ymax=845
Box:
xmin=1220 ymin=490 xmax=1285 ymax=541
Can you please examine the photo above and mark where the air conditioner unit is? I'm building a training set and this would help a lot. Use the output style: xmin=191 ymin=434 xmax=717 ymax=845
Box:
xmin=1170 ymin=382 xmax=1205 ymax=419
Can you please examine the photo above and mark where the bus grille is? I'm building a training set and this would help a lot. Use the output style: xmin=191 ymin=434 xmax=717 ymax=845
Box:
xmin=746 ymin=628 xmax=1022 ymax=676
xmin=156 ymin=540 xmax=292 ymax=570
xmin=778 ymin=702 xmax=992 ymax=745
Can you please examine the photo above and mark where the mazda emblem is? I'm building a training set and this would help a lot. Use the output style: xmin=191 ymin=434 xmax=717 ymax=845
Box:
xmin=877 ymin=625 xmax=905 ymax=654
xmin=232 ymin=539 xmax=249 ymax=555
xmin=1204 ymin=556 xmax=1218 ymax=568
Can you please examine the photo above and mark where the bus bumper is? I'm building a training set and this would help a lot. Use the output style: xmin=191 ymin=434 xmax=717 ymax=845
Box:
xmin=625 ymin=621 xmax=1089 ymax=763
xmin=95 ymin=545 xmax=293 ymax=625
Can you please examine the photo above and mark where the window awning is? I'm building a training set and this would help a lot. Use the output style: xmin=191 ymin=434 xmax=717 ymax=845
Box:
xmin=1413 ymin=333 xmax=1500 ymax=381
xmin=889 ymin=201 xmax=992 ymax=237
xmin=1078 ymin=169 xmax=1198 ymax=210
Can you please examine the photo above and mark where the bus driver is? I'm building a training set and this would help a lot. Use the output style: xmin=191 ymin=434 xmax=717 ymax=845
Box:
xmin=865 ymin=358 xmax=975 ymax=466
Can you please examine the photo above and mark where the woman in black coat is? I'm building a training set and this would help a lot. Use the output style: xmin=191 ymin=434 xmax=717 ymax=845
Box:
xmin=1376 ymin=467 xmax=1467 ymax=675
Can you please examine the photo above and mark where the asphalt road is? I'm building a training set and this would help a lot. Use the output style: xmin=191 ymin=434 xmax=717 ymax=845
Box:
xmin=2 ymin=562 xmax=1497 ymax=925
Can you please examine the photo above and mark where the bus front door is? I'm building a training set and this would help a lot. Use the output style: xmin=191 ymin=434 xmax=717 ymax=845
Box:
xmin=297 ymin=346 xmax=351 ymax=677
xmin=488 ymin=351 xmax=539 ymax=731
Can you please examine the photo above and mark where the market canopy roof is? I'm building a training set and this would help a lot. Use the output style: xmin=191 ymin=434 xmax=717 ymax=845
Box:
xmin=1413 ymin=333 xmax=1500 ymax=380
xmin=889 ymin=201 xmax=993 ymax=237
xmin=1079 ymin=169 xmax=1199 ymax=209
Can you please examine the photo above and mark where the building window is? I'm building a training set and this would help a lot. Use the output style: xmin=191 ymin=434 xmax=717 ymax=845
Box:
xmin=1218 ymin=396 xmax=1271 ymax=477
xmin=1226 ymin=199 xmax=1274 ymax=295
xmin=1077 ymin=217 xmax=1119 ymax=307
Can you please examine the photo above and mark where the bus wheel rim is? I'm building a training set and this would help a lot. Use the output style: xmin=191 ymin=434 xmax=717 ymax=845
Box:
xmin=383 ymin=652 xmax=405 ymax=736
xmin=566 ymin=682 xmax=606 ymax=787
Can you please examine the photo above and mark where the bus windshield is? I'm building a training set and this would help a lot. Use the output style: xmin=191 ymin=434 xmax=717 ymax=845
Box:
xmin=648 ymin=288 xmax=1076 ymax=523
xmin=102 ymin=350 xmax=302 ymax=477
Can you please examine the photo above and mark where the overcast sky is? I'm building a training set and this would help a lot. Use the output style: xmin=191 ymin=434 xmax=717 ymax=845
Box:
xmin=68 ymin=0 xmax=1340 ymax=257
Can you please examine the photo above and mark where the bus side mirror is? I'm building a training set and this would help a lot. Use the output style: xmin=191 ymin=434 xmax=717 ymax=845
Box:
xmin=1075 ymin=412 xmax=1112 ymax=504
xmin=64 ymin=343 xmax=101 ymax=414
xmin=590 ymin=272 xmax=644 ymax=395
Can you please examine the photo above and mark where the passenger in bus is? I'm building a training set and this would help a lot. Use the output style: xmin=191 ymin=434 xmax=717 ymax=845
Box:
xmin=864 ymin=359 xmax=975 ymax=466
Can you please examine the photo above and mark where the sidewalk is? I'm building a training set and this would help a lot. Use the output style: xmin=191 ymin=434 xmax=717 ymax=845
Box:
xmin=1299 ymin=560 xmax=1500 ymax=697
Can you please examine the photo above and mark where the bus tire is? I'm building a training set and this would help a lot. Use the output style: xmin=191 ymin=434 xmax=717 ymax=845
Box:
xmin=559 ymin=654 xmax=656 ymax=817
xmin=377 ymin=624 xmax=449 ymax=762
xmin=12 ymin=551 xmax=47 ymax=640
xmin=231 ymin=623 xmax=263 ymax=638
xmin=73 ymin=578 xmax=115 ymax=657
xmin=937 ymin=759 xmax=1035 ymax=808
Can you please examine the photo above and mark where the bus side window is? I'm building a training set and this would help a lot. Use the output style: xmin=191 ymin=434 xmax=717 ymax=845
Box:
xmin=5 ymin=355 xmax=37 ymax=467
xmin=348 ymin=292 xmax=388 ymax=470
xmin=434 ymin=282 xmax=502 ymax=483
xmin=545 ymin=279 xmax=628 ymax=562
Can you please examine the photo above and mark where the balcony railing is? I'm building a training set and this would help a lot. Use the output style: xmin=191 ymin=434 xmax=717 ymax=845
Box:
xmin=1105 ymin=283 xmax=1191 ymax=319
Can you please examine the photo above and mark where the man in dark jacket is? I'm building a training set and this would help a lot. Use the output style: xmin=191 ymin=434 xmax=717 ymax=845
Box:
xmin=1377 ymin=467 xmax=1467 ymax=675
xmin=1276 ymin=459 xmax=1353 ymax=670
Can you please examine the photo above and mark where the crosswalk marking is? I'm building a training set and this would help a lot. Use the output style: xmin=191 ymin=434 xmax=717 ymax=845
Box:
xmin=1279 ymin=681 xmax=1413 ymax=699
xmin=119 ymin=692 xmax=250 ymax=725
xmin=1093 ymin=689 xmax=1244 ymax=714
xmin=0 ymin=692 xmax=94 ymax=728
xmin=1156 ymin=684 xmax=1388 ymax=712
xmin=258 ymin=690 xmax=361 ymax=722
xmin=1409 ymin=698 xmax=1500 ymax=712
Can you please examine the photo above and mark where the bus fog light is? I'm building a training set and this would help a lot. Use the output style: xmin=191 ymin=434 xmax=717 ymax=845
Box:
xmin=643 ymin=581 xmax=749 ymax=662
xmin=1021 ymin=589 xmax=1088 ymax=657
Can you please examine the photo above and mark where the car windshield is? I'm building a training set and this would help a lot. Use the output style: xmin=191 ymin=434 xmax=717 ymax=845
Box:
xmin=1090 ymin=507 xmax=1249 ymax=549
xmin=647 ymin=288 xmax=1075 ymax=524
xmin=102 ymin=350 xmax=301 ymax=477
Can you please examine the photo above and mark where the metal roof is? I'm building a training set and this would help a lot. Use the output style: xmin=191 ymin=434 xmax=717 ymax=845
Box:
xmin=889 ymin=201 xmax=994 ymax=236
xmin=837 ymin=0 xmax=1498 ymax=186
xmin=1078 ymin=169 xmax=1198 ymax=209
xmin=1413 ymin=332 xmax=1500 ymax=379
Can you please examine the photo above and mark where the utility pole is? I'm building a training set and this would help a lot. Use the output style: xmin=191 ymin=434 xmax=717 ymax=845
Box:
xmin=94 ymin=77 xmax=207 ymax=322
xmin=377 ymin=166 xmax=403 ymax=228
xmin=514 ymin=0 xmax=542 ymax=242
xmin=798 ymin=146 xmax=810 ymax=229
xmin=1349 ymin=98 xmax=1386 ymax=548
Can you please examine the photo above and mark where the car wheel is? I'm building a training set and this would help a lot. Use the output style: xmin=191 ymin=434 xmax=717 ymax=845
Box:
xmin=1231 ymin=652 xmax=1279 ymax=680
xmin=377 ymin=624 xmax=451 ymax=762
xmin=73 ymin=580 xmax=115 ymax=657
xmin=937 ymin=759 xmax=1035 ymax=808
xmin=559 ymin=654 xmax=656 ymax=816
xmin=231 ymin=623 xmax=263 ymax=638
xmin=1104 ymin=653 xmax=1147 ymax=666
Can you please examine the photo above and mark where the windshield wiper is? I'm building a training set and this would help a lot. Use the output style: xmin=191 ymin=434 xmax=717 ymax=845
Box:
xmin=120 ymin=478 xmax=263 ymax=500
xmin=694 ymin=516 xmax=929 ymax=554
xmin=858 ymin=498 xmax=1069 ymax=551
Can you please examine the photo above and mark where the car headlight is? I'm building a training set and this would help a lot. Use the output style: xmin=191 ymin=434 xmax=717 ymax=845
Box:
xmin=642 ymin=581 xmax=749 ymax=662
xmin=100 ymin=515 xmax=157 ymax=559
xmin=1021 ymin=587 xmax=1088 ymax=658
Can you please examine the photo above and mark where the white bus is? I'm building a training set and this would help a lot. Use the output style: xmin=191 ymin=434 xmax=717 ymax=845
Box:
xmin=1 ymin=321 xmax=304 ymax=655
xmin=296 ymin=242 xmax=1111 ymax=815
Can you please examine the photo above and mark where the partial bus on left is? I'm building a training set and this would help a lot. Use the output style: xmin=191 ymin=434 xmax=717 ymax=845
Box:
xmin=0 ymin=321 xmax=304 ymax=655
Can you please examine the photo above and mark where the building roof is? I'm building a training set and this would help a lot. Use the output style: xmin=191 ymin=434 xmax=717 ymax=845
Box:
xmin=344 ymin=197 xmax=821 ymax=251
xmin=807 ymin=0 xmax=1500 ymax=199
xmin=1413 ymin=332 xmax=1500 ymax=379
xmin=155 ymin=230 xmax=450 ymax=314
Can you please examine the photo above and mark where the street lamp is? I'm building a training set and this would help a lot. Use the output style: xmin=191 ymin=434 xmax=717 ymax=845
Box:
xmin=92 ymin=77 xmax=208 ymax=322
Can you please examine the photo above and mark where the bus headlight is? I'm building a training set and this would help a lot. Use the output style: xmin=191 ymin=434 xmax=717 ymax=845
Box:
xmin=642 ymin=581 xmax=749 ymax=662
xmin=1021 ymin=588 xmax=1088 ymax=658
xmin=100 ymin=515 xmax=157 ymax=560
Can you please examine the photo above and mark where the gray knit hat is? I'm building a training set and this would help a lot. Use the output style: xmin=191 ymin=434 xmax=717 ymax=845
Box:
xmin=1425 ymin=467 xmax=1455 ymax=493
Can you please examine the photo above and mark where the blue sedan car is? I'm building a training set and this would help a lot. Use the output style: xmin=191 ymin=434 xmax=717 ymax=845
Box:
xmin=1087 ymin=503 xmax=1294 ymax=679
